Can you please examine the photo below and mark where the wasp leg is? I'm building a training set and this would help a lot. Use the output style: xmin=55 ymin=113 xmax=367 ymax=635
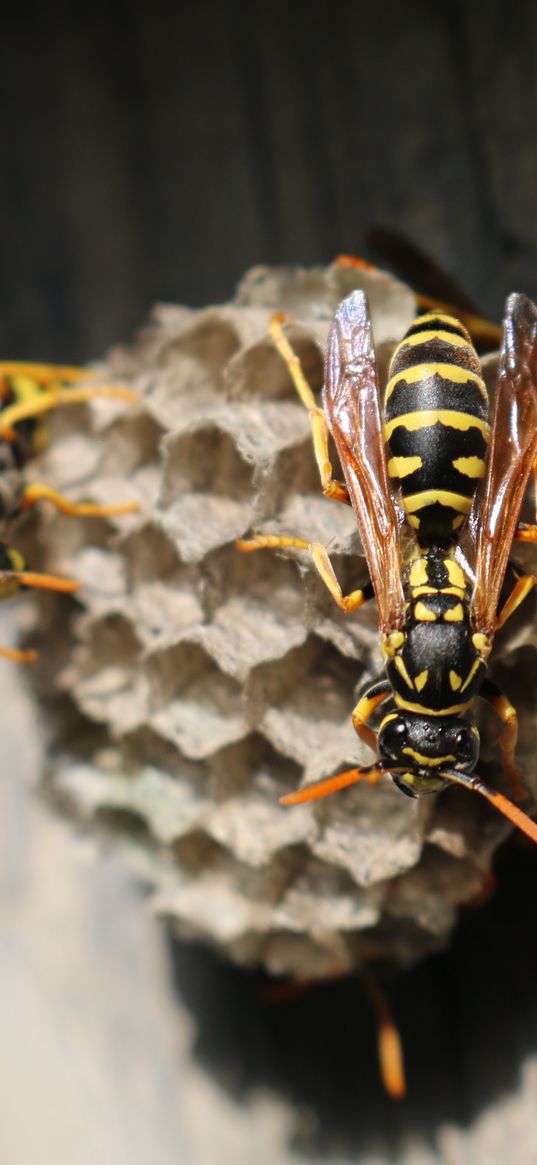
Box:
xmin=236 ymin=533 xmax=373 ymax=613
xmin=496 ymin=572 xmax=536 ymax=628
xmin=514 ymin=525 xmax=537 ymax=543
xmin=480 ymin=678 xmax=525 ymax=802
xmin=269 ymin=314 xmax=350 ymax=505
xmin=21 ymin=483 xmax=139 ymax=519
xmin=0 ymin=362 xmax=99 ymax=384
xmin=0 ymin=645 xmax=37 ymax=663
xmin=333 ymin=254 xmax=378 ymax=274
xmin=363 ymin=977 xmax=406 ymax=1100
xmin=0 ymin=569 xmax=80 ymax=595
xmin=280 ymin=763 xmax=385 ymax=806
xmin=351 ymin=679 xmax=391 ymax=753
xmin=0 ymin=383 xmax=137 ymax=438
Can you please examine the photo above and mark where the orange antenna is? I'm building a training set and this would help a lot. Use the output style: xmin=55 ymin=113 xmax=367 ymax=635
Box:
xmin=442 ymin=769 xmax=537 ymax=844
xmin=280 ymin=764 xmax=385 ymax=805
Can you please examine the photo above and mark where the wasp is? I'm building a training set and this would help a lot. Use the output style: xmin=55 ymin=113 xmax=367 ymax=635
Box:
xmin=0 ymin=361 xmax=138 ymax=662
xmin=238 ymin=291 xmax=537 ymax=846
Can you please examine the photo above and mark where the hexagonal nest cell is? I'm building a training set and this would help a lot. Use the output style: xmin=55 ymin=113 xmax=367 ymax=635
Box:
xmin=20 ymin=260 xmax=537 ymax=982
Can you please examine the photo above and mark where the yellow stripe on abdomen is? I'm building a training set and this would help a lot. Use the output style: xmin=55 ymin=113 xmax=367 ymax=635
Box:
xmin=385 ymin=361 xmax=487 ymax=403
xmin=396 ymin=328 xmax=475 ymax=349
xmin=403 ymin=490 xmax=473 ymax=516
xmin=384 ymin=410 xmax=490 ymax=441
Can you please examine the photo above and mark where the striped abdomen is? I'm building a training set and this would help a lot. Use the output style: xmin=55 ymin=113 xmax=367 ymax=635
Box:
xmin=384 ymin=312 xmax=489 ymax=547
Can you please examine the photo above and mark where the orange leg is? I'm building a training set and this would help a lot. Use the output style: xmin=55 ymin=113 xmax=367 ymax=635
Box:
xmin=0 ymin=645 xmax=37 ymax=664
xmin=22 ymin=483 xmax=139 ymax=519
xmin=496 ymin=573 xmax=536 ymax=628
xmin=0 ymin=569 xmax=80 ymax=597
xmin=0 ymin=378 xmax=137 ymax=439
xmin=269 ymin=314 xmax=350 ymax=505
xmin=480 ymin=678 xmax=525 ymax=801
xmin=236 ymin=533 xmax=373 ymax=613
xmin=364 ymin=978 xmax=406 ymax=1101
xmin=351 ymin=680 xmax=391 ymax=754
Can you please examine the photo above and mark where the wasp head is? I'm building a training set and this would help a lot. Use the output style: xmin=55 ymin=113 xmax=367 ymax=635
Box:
xmin=377 ymin=710 xmax=479 ymax=796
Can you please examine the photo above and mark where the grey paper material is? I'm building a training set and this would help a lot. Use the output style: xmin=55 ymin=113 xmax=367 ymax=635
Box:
xmin=22 ymin=262 xmax=537 ymax=981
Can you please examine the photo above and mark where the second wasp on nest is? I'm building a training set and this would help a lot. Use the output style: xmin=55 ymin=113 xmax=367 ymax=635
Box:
xmin=0 ymin=363 xmax=138 ymax=660
xmin=21 ymin=263 xmax=537 ymax=991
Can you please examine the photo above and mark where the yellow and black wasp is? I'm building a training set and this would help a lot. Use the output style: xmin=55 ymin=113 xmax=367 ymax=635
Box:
xmin=238 ymin=290 xmax=537 ymax=846
xmin=0 ymin=361 xmax=137 ymax=662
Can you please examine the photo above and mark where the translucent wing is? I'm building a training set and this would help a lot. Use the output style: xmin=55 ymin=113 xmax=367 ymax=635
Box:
xmin=323 ymin=291 xmax=406 ymax=636
xmin=464 ymin=293 xmax=537 ymax=637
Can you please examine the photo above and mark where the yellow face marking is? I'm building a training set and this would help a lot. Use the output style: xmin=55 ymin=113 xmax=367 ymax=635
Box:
xmin=385 ymin=362 xmax=487 ymax=403
xmin=387 ymin=455 xmax=423 ymax=478
xmin=449 ymin=670 xmax=462 ymax=691
xmin=472 ymin=632 xmax=492 ymax=658
xmin=381 ymin=630 xmax=405 ymax=659
xmin=443 ymin=603 xmax=464 ymax=622
xmin=398 ymin=329 xmax=475 ymax=350
xmin=404 ymin=490 xmax=473 ymax=515
xmin=403 ymin=747 xmax=456 ymax=767
xmin=414 ymin=669 xmax=428 ymax=692
xmin=460 ymin=658 xmax=483 ymax=693
xmin=414 ymin=601 xmax=437 ymax=622
xmin=452 ymin=455 xmax=486 ymax=478
xmin=384 ymin=411 xmax=490 ymax=441
xmin=409 ymin=559 xmax=429 ymax=588
xmin=394 ymin=655 xmax=415 ymax=689
xmin=394 ymin=694 xmax=474 ymax=716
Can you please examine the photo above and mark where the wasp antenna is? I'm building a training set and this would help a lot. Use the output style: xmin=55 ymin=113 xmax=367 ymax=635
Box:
xmin=280 ymin=764 xmax=386 ymax=806
xmin=442 ymin=770 xmax=537 ymax=845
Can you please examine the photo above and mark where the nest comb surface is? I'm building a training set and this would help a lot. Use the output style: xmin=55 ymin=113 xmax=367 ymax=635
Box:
xmin=23 ymin=262 xmax=537 ymax=982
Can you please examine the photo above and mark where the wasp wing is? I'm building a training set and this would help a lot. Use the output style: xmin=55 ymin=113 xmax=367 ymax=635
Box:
xmin=323 ymin=291 xmax=406 ymax=636
xmin=464 ymin=293 xmax=537 ymax=637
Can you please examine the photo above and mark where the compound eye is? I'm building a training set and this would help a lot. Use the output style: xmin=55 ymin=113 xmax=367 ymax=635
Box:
xmin=455 ymin=729 xmax=469 ymax=751
xmin=379 ymin=716 xmax=408 ymax=762
xmin=453 ymin=726 xmax=478 ymax=768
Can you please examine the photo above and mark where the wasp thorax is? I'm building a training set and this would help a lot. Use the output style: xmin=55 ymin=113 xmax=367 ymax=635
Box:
xmin=378 ymin=711 xmax=479 ymax=783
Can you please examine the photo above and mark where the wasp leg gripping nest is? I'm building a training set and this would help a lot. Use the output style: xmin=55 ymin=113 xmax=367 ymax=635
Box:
xmin=25 ymin=263 xmax=537 ymax=982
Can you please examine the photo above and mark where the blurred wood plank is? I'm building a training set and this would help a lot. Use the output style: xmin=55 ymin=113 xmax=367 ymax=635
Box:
xmin=2 ymin=1 xmax=537 ymax=362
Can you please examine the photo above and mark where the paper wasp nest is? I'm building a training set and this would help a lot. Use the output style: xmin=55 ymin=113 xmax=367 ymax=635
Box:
xmin=24 ymin=262 xmax=537 ymax=981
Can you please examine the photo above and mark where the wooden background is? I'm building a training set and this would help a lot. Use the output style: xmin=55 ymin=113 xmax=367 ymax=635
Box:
xmin=3 ymin=0 xmax=537 ymax=361
xmin=2 ymin=2 xmax=537 ymax=1161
